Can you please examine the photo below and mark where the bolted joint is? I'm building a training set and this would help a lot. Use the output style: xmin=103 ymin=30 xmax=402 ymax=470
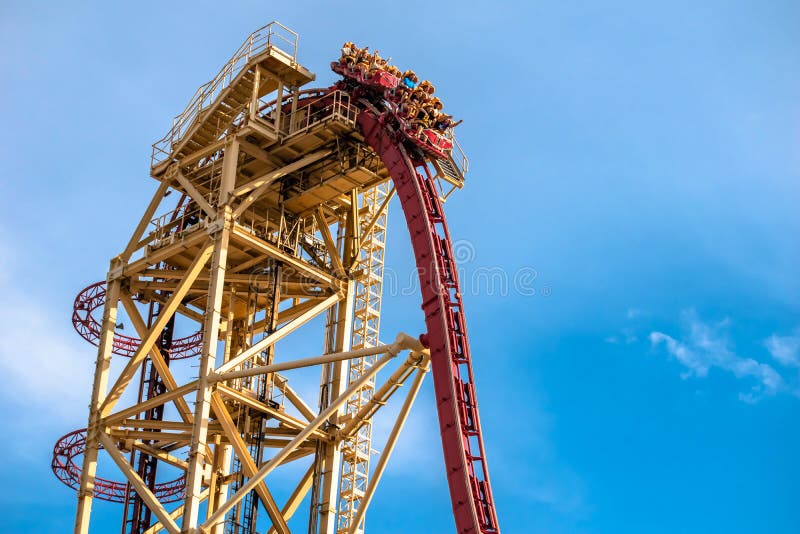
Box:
xmin=107 ymin=264 xmax=124 ymax=282
xmin=207 ymin=206 xmax=233 ymax=235
xmin=393 ymin=331 xmax=425 ymax=354
xmin=409 ymin=350 xmax=431 ymax=371
xmin=206 ymin=219 xmax=224 ymax=235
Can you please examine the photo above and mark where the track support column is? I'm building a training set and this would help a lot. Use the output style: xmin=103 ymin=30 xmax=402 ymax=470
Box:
xmin=182 ymin=140 xmax=238 ymax=532
xmin=316 ymin=277 xmax=355 ymax=534
xmin=75 ymin=265 xmax=122 ymax=534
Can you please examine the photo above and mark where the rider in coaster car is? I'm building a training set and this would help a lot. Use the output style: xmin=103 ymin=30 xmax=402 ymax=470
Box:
xmin=434 ymin=108 xmax=454 ymax=132
xmin=429 ymin=97 xmax=443 ymax=119
xmin=340 ymin=42 xmax=358 ymax=66
xmin=402 ymin=70 xmax=419 ymax=90
xmin=355 ymin=48 xmax=371 ymax=74
xmin=394 ymin=70 xmax=418 ymax=102
xmin=412 ymin=100 xmax=435 ymax=134
xmin=369 ymin=50 xmax=385 ymax=75
xmin=409 ymin=84 xmax=429 ymax=105
xmin=399 ymin=99 xmax=417 ymax=119
xmin=408 ymin=80 xmax=434 ymax=106
xmin=417 ymin=80 xmax=435 ymax=96
xmin=386 ymin=65 xmax=401 ymax=79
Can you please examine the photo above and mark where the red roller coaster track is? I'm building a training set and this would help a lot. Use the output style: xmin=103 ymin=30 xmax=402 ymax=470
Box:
xmin=52 ymin=428 xmax=185 ymax=504
xmin=330 ymin=56 xmax=500 ymax=532
xmin=71 ymin=281 xmax=203 ymax=360
xmin=355 ymin=107 xmax=500 ymax=534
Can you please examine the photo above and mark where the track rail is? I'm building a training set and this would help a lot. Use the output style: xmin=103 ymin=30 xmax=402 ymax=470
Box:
xmin=72 ymin=281 xmax=202 ymax=360
xmin=357 ymin=107 xmax=500 ymax=533
xmin=51 ymin=428 xmax=185 ymax=503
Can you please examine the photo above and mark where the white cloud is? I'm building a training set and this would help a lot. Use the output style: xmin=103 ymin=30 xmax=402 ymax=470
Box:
xmin=0 ymin=293 xmax=94 ymax=417
xmin=649 ymin=311 xmax=785 ymax=401
xmin=0 ymin=236 xmax=96 ymax=467
xmin=605 ymin=328 xmax=638 ymax=345
xmin=626 ymin=308 xmax=643 ymax=320
xmin=764 ymin=333 xmax=800 ymax=368
xmin=0 ymin=231 xmax=96 ymax=423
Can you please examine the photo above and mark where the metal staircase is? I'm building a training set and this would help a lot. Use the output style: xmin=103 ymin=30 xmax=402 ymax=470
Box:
xmin=336 ymin=182 xmax=392 ymax=533
xmin=151 ymin=22 xmax=314 ymax=170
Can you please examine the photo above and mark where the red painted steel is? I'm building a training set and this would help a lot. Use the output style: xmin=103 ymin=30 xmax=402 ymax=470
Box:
xmin=52 ymin=428 xmax=185 ymax=503
xmin=356 ymin=107 xmax=500 ymax=534
xmin=72 ymin=281 xmax=202 ymax=360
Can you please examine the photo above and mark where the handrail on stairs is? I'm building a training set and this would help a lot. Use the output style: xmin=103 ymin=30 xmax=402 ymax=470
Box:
xmin=151 ymin=21 xmax=300 ymax=167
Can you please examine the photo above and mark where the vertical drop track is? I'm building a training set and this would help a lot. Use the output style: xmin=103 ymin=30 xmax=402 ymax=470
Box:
xmin=356 ymin=107 xmax=500 ymax=534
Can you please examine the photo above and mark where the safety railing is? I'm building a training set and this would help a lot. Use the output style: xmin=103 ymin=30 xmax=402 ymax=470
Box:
xmin=448 ymin=131 xmax=469 ymax=177
xmin=151 ymin=21 xmax=300 ymax=167
xmin=235 ymin=213 xmax=334 ymax=274
xmin=282 ymin=90 xmax=358 ymax=138
xmin=147 ymin=206 xmax=206 ymax=249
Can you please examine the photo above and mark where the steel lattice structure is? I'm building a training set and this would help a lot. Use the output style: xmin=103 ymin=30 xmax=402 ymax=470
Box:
xmin=53 ymin=21 xmax=500 ymax=534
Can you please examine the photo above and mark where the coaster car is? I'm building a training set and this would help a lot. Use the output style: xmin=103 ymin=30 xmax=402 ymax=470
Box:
xmin=331 ymin=62 xmax=399 ymax=91
xmin=422 ymin=129 xmax=453 ymax=152
xmin=331 ymin=60 xmax=451 ymax=160
xmin=399 ymin=124 xmax=452 ymax=159
xmin=369 ymin=70 xmax=400 ymax=90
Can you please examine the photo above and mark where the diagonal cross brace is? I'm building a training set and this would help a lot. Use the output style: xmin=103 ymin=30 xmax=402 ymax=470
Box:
xmin=100 ymin=240 xmax=214 ymax=416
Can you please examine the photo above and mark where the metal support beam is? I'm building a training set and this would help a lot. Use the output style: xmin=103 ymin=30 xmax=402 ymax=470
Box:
xmin=142 ymin=490 xmax=209 ymax=534
xmin=314 ymin=207 xmax=346 ymax=277
xmin=360 ymin=186 xmax=395 ymax=240
xmin=266 ymin=465 xmax=315 ymax=534
xmin=120 ymin=294 xmax=195 ymax=423
xmin=74 ymin=273 xmax=121 ymax=534
xmin=181 ymin=147 xmax=236 ymax=529
xmin=231 ymin=149 xmax=333 ymax=216
xmin=211 ymin=343 xmax=394 ymax=383
xmin=317 ymin=279 xmax=356 ymax=534
xmin=231 ymin=225 xmax=341 ymax=290
xmin=174 ymin=169 xmax=217 ymax=219
xmin=103 ymin=381 xmax=198 ymax=425
xmin=99 ymin=433 xmax=180 ymax=534
xmin=215 ymin=293 xmax=341 ymax=374
xmin=209 ymin=393 xmax=290 ymax=534
xmin=121 ymin=182 xmax=170 ymax=263
xmin=201 ymin=342 xmax=407 ymax=530
xmin=348 ymin=360 xmax=429 ymax=533
xmin=283 ymin=383 xmax=316 ymax=421
xmin=101 ymin=241 xmax=214 ymax=416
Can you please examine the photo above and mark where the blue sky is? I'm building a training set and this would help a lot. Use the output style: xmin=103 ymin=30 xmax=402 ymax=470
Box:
xmin=0 ymin=1 xmax=798 ymax=532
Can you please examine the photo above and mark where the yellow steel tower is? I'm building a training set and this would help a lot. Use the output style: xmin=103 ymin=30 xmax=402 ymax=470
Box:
xmin=52 ymin=20 xmax=497 ymax=534
xmin=61 ymin=22 xmax=436 ymax=534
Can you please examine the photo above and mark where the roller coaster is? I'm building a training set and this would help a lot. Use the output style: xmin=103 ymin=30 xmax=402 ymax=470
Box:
xmin=53 ymin=22 xmax=500 ymax=534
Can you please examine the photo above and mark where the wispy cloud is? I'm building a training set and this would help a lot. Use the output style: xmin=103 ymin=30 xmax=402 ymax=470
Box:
xmin=0 ymin=237 xmax=93 ymax=418
xmin=626 ymin=308 xmax=643 ymax=320
xmin=605 ymin=327 xmax=638 ymax=345
xmin=648 ymin=310 xmax=786 ymax=402
xmin=764 ymin=332 xmax=800 ymax=368
xmin=0 ymin=293 xmax=93 ymax=417
xmin=0 ymin=233 xmax=103 ymax=461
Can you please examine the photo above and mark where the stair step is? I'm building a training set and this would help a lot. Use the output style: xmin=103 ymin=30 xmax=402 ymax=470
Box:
xmin=440 ymin=157 xmax=458 ymax=177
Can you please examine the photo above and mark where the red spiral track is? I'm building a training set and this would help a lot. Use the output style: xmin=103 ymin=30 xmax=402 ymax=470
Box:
xmin=72 ymin=281 xmax=202 ymax=360
xmin=51 ymin=428 xmax=185 ymax=503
